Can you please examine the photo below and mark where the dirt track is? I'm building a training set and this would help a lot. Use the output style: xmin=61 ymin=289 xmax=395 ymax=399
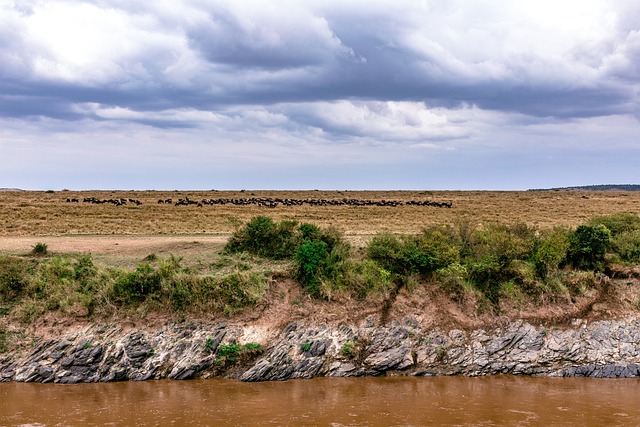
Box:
xmin=0 ymin=235 xmax=229 ymax=258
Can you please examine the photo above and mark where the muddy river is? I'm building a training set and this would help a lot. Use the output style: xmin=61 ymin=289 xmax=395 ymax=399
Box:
xmin=2 ymin=376 xmax=639 ymax=426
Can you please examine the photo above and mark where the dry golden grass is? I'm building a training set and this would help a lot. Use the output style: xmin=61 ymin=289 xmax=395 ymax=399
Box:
xmin=1 ymin=190 xmax=639 ymax=237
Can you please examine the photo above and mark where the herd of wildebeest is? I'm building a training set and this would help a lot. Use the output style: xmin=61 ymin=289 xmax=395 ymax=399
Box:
xmin=66 ymin=196 xmax=453 ymax=208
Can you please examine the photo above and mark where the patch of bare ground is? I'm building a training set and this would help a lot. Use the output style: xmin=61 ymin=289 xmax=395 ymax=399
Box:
xmin=0 ymin=235 xmax=228 ymax=261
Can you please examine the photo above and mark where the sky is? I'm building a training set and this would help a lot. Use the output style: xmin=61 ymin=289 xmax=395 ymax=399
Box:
xmin=1 ymin=0 xmax=639 ymax=190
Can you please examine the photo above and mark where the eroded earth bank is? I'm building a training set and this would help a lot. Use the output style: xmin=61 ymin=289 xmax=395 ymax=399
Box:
xmin=3 ymin=270 xmax=640 ymax=383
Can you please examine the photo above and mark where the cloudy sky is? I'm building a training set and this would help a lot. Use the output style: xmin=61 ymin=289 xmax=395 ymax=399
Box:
xmin=1 ymin=0 xmax=639 ymax=190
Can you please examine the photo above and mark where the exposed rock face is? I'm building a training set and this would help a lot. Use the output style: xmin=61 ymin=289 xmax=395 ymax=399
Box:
xmin=2 ymin=317 xmax=640 ymax=383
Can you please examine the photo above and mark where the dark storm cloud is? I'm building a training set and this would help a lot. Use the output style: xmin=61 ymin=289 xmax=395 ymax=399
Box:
xmin=1 ymin=0 xmax=639 ymax=126
xmin=186 ymin=4 xmax=352 ymax=69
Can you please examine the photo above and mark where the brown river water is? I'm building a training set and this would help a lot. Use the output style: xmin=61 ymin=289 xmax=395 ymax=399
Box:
xmin=1 ymin=376 xmax=640 ymax=426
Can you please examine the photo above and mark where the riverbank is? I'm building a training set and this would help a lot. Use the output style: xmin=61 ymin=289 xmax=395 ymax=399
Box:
xmin=2 ymin=263 xmax=640 ymax=383
xmin=2 ymin=192 xmax=640 ymax=382
xmin=3 ymin=313 xmax=640 ymax=383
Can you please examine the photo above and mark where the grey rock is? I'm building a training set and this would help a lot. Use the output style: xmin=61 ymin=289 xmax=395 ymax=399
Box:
xmin=365 ymin=346 xmax=408 ymax=371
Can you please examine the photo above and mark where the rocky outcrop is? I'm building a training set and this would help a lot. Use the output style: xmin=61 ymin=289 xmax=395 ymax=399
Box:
xmin=2 ymin=317 xmax=640 ymax=383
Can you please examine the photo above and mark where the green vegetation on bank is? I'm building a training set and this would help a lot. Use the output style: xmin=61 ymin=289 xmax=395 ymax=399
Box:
xmin=1 ymin=213 xmax=640 ymax=337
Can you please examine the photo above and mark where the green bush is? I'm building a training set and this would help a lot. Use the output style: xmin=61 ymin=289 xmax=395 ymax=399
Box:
xmin=295 ymin=240 xmax=329 ymax=296
xmin=565 ymin=224 xmax=611 ymax=270
xmin=533 ymin=227 xmax=570 ymax=278
xmin=298 ymin=223 xmax=322 ymax=241
xmin=612 ymin=229 xmax=640 ymax=263
xmin=366 ymin=227 xmax=459 ymax=276
xmin=366 ymin=233 xmax=407 ymax=274
xmin=224 ymin=216 xmax=299 ymax=259
xmin=589 ymin=213 xmax=640 ymax=237
xmin=467 ymin=256 xmax=504 ymax=303
xmin=469 ymin=223 xmax=535 ymax=268
xmin=435 ymin=262 xmax=476 ymax=301
xmin=415 ymin=226 xmax=461 ymax=272
xmin=225 ymin=217 xmax=351 ymax=298
xmin=168 ymin=280 xmax=192 ymax=311
xmin=300 ymin=340 xmax=312 ymax=352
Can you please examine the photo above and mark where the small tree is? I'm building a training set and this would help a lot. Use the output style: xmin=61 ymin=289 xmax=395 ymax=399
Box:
xmin=295 ymin=240 xmax=329 ymax=297
xmin=565 ymin=224 xmax=611 ymax=270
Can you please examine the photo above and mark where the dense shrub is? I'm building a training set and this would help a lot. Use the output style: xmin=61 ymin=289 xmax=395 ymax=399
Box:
xmin=366 ymin=227 xmax=459 ymax=276
xmin=225 ymin=216 xmax=352 ymax=297
xmin=532 ymin=227 xmax=570 ymax=278
xmin=295 ymin=240 xmax=329 ymax=296
xmin=416 ymin=226 xmax=461 ymax=271
xmin=435 ymin=262 xmax=477 ymax=302
xmin=463 ymin=223 xmax=535 ymax=302
xmin=224 ymin=216 xmax=300 ymax=259
xmin=589 ymin=213 xmax=640 ymax=237
xmin=294 ymin=228 xmax=352 ymax=298
xmin=589 ymin=213 xmax=640 ymax=264
xmin=611 ymin=229 xmax=640 ymax=263
xmin=366 ymin=233 xmax=406 ymax=274
xmin=467 ymin=256 xmax=503 ymax=303
xmin=565 ymin=224 xmax=611 ymax=270
xmin=469 ymin=223 xmax=535 ymax=268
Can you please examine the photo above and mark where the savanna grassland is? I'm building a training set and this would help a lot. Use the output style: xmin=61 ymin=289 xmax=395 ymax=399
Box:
xmin=1 ymin=189 xmax=639 ymax=266
xmin=2 ymin=189 xmax=640 ymax=236
xmin=1 ymin=189 xmax=640 ymax=354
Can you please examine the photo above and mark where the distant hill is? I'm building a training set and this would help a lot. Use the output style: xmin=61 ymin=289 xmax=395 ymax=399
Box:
xmin=529 ymin=184 xmax=640 ymax=191
xmin=0 ymin=188 xmax=23 ymax=191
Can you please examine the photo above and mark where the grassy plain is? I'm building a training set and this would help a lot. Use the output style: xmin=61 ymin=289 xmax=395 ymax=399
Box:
xmin=2 ymin=189 xmax=639 ymax=268
xmin=2 ymin=189 xmax=639 ymax=236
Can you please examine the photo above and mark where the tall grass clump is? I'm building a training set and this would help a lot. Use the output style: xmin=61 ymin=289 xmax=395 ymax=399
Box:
xmin=113 ymin=263 xmax=162 ymax=304
xmin=612 ymin=229 xmax=640 ymax=263
xmin=0 ymin=256 xmax=31 ymax=302
xmin=0 ymin=323 xmax=9 ymax=353
xmin=31 ymin=243 xmax=48 ymax=256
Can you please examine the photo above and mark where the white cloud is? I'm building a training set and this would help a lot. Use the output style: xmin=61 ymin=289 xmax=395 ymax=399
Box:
xmin=293 ymin=100 xmax=472 ymax=142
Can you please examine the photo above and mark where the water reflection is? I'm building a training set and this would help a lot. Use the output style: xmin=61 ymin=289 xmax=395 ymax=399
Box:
xmin=1 ymin=376 xmax=640 ymax=426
